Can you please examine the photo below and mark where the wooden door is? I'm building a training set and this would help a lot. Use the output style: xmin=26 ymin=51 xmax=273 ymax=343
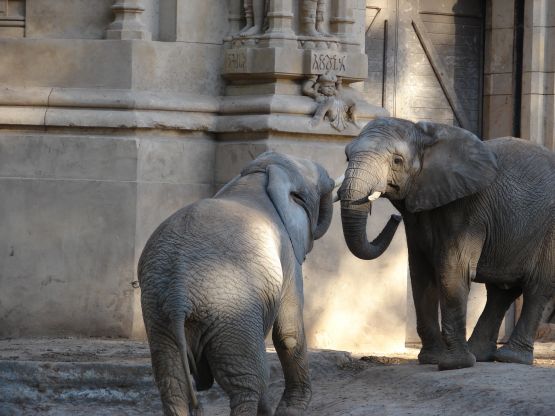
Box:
xmin=364 ymin=0 xmax=484 ymax=135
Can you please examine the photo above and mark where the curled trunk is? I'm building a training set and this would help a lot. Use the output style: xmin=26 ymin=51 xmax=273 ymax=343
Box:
xmin=314 ymin=191 xmax=334 ymax=240
xmin=340 ymin=199 xmax=402 ymax=260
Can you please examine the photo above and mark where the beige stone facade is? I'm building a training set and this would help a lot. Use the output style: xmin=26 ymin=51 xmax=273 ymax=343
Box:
xmin=0 ymin=0 xmax=553 ymax=352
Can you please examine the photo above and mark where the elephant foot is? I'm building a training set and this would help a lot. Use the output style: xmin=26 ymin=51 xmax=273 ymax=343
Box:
xmin=231 ymin=401 xmax=259 ymax=416
xmin=190 ymin=405 xmax=204 ymax=416
xmin=275 ymin=406 xmax=306 ymax=416
xmin=275 ymin=388 xmax=311 ymax=416
xmin=467 ymin=339 xmax=497 ymax=362
xmin=438 ymin=350 xmax=476 ymax=371
xmin=418 ymin=346 xmax=443 ymax=364
xmin=493 ymin=345 xmax=533 ymax=365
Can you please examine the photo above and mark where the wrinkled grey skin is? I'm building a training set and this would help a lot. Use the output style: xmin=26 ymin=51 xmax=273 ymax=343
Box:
xmin=138 ymin=151 xmax=335 ymax=415
xmin=338 ymin=117 xmax=555 ymax=371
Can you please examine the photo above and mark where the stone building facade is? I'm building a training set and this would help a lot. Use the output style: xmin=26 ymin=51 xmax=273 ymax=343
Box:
xmin=0 ymin=0 xmax=553 ymax=352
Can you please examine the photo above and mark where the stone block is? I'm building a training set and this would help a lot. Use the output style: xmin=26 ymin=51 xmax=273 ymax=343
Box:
xmin=0 ymin=134 xmax=137 ymax=182
xmin=176 ymin=0 xmax=230 ymax=44
xmin=0 ymin=177 xmax=137 ymax=337
xmin=0 ymin=39 xmax=133 ymax=89
xmin=483 ymin=73 xmax=513 ymax=96
xmin=520 ymin=92 xmax=545 ymax=143
xmin=26 ymin=0 xmax=114 ymax=39
xmin=132 ymin=42 xmax=225 ymax=95
xmin=484 ymin=28 xmax=514 ymax=74
xmin=136 ymin=134 xmax=216 ymax=184
xmin=483 ymin=94 xmax=513 ymax=139
xmin=522 ymin=71 xmax=555 ymax=95
xmin=489 ymin=0 xmax=515 ymax=29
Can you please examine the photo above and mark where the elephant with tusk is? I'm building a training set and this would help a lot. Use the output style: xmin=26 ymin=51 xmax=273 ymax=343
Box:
xmin=338 ymin=117 xmax=555 ymax=371
xmin=138 ymin=151 xmax=335 ymax=415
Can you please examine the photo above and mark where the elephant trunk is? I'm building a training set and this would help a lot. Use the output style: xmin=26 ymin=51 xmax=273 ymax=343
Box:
xmin=314 ymin=190 xmax=334 ymax=240
xmin=339 ymin=176 xmax=401 ymax=260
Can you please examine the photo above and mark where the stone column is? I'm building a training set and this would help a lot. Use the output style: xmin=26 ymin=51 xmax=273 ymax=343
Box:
xmin=266 ymin=0 xmax=295 ymax=39
xmin=331 ymin=0 xmax=357 ymax=50
xmin=106 ymin=0 xmax=151 ymax=40
xmin=228 ymin=0 xmax=243 ymax=36
xmin=520 ymin=0 xmax=555 ymax=150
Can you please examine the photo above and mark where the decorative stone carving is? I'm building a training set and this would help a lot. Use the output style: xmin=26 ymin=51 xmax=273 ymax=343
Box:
xmin=302 ymin=71 xmax=359 ymax=131
xmin=300 ymin=0 xmax=330 ymax=37
xmin=222 ymin=0 xmax=382 ymax=135
xmin=238 ymin=0 xmax=265 ymax=37
xmin=106 ymin=0 xmax=151 ymax=40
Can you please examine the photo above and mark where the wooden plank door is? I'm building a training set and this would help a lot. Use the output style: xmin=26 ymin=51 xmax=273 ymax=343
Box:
xmin=364 ymin=0 xmax=484 ymax=134
xmin=394 ymin=0 xmax=484 ymax=134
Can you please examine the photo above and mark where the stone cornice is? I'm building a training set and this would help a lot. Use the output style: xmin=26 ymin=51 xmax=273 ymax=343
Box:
xmin=0 ymin=86 xmax=387 ymax=137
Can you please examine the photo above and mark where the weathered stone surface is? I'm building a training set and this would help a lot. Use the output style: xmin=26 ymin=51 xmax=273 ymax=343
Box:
xmin=26 ymin=0 xmax=114 ymax=39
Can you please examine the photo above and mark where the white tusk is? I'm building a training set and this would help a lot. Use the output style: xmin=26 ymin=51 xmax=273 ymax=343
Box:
xmin=333 ymin=193 xmax=340 ymax=203
xmin=334 ymin=175 xmax=345 ymax=188
xmin=368 ymin=191 xmax=382 ymax=201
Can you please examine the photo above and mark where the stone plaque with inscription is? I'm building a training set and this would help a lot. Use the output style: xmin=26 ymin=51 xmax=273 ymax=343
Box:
xmin=309 ymin=52 xmax=348 ymax=75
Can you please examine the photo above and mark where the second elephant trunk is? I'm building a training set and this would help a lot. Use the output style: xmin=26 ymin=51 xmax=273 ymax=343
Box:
xmin=340 ymin=199 xmax=402 ymax=260
xmin=314 ymin=190 xmax=334 ymax=240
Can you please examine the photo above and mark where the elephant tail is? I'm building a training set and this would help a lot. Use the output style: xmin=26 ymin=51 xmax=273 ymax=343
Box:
xmin=172 ymin=317 xmax=199 ymax=410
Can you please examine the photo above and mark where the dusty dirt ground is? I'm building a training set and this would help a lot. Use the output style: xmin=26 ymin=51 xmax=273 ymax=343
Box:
xmin=0 ymin=338 xmax=554 ymax=415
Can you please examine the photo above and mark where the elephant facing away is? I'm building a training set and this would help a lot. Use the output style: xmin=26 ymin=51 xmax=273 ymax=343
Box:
xmin=138 ymin=152 xmax=335 ymax=415
xmin=338 ymin=117 xmax=555 ymax=371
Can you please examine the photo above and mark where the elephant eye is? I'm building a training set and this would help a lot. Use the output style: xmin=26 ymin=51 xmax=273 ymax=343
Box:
xmin=393 ymin=156 xmax=403 ymax=165
xmin=291 ymin=192 xmax=306 ymax=205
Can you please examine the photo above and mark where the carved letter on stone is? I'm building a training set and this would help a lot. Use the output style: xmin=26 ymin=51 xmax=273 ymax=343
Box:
xmin=303 ymin=72 xmax=359 ymax=132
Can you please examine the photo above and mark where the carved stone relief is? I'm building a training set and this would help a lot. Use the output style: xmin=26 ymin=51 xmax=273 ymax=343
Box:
xmin=232 ymin=0 xmax=332 ymax=38
xmin=302 ymin=71 xmax=359 ymax=131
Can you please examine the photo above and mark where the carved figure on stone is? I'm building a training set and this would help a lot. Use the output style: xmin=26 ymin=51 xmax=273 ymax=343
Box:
xmin=138 ymin=152 xmax=336 ymax=415
xmin=301 ymin=0 xmax=330 ymax=37
xmin=303 ymin=72 xmax=358 ymax=131
xmin=239 ymin=0 xmax=265 ymax=36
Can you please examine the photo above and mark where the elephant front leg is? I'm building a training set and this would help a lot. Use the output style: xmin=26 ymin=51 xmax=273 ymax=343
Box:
xmin=436 ymin=260 xmax=477 ymax=371
xmin=468 ymin=283 xmax=522 ymax=361
xmin=408 ymin=248 xmax=444 ymax=364
xmin=272 ymin=269 xmax=312 ymax=415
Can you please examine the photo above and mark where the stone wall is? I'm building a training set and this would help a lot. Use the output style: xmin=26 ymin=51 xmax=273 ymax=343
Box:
xmin=1 ymin=0 xmax=553 ymax=353
xmin=0 ymin=0 xmax=408 ymax=354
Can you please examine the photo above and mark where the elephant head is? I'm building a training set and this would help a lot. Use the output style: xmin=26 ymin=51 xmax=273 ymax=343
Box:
xmin=241 ymin=151 xmax=335 ymax=263
xmin=338 ymin=117 xmax=499 ymax=260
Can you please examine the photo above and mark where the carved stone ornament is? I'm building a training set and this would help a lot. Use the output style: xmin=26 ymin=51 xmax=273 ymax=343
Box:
xmin=233 ymin=0 xmax=330 ymax=38
xmin=302 ymin=71 xmax=359 ymax=132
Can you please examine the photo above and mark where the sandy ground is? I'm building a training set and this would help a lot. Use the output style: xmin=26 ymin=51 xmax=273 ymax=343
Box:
xmin=0 ymin=338 xmax=554 ymax=415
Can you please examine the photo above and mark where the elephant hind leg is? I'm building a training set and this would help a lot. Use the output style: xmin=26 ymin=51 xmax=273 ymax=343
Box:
xmin=204 ymin=323 xmax=270 ymax=416
xmin=468 ymin=283 xmax=522 ymax=361
xmin=146 ymin=320 xmax=200 ymax=416
xmin=494 ymin=282 xmax=553 ymax=365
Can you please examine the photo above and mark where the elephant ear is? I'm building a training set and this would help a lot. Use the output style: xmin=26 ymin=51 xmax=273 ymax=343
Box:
xmin=406 ymin=122 xmax=498 ymax=212
xmin=265 ymin=164 xmax=312 ymax=264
